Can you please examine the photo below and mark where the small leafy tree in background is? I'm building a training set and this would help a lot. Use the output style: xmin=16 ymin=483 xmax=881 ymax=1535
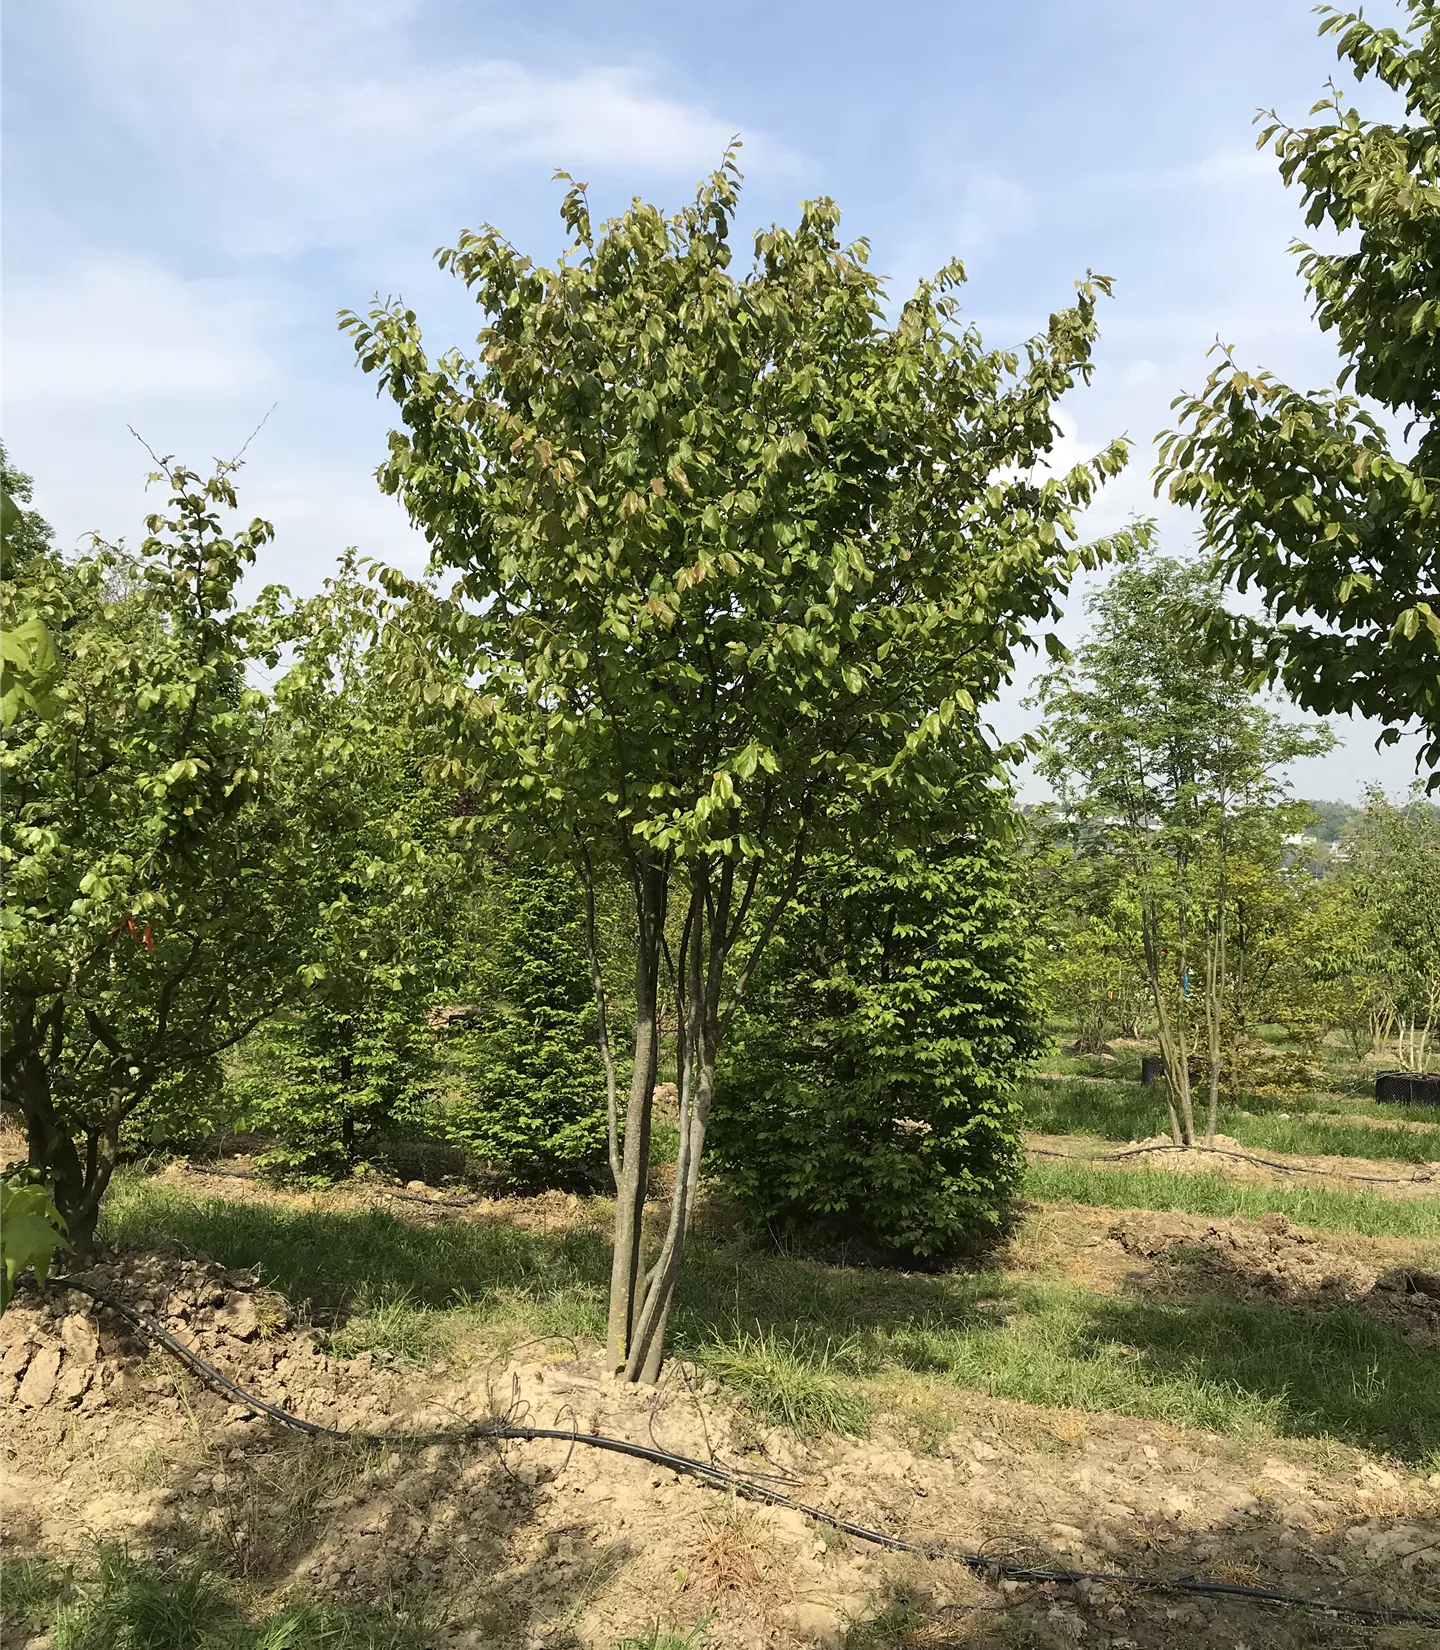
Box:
xmin=1158 ymin=1 xmax=1440 ymax=788
xmin=1343 ymin=787 xmax=1440 ymax=1071
xmin=345 ymin=158 xmax=1140 ymax=1378
xmin=445 ymin=859 xmax=608 ymax=1186
xmin=1034 ymin=554 xmax=1333 ymax=1146
xmin=232 ymin=566 xmax=467 ymax=1178
xmin=1028 ymin=828 xmax=1151 ymax=1052
xmin=1265 ymin=873 xmax=1381 ymax=1063
xmin=710 ymin=794 xmax=1043 ymax=1263
xmin=0 ymin=461 xmax=342 ymax=1248
xmin=0 ymin=443 xmax=55 ymax=582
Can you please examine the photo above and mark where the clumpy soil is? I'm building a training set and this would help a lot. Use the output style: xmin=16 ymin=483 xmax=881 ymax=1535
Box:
xmin=3 ymin=1222 xmax=1439 ymax=1650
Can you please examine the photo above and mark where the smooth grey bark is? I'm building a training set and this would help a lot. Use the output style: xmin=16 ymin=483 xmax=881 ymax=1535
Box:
xmin=599 ymin=827 xmax=810 ymax=1383
xmin=604 ymin=858 xmax=665 ymax=1373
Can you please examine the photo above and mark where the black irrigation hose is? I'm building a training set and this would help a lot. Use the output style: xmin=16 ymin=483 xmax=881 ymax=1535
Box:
xmin=52 ymin=1277 xmax=1440 ymax=1631
xmin=1025 ymin=1143 xmax=1434 ymax=1186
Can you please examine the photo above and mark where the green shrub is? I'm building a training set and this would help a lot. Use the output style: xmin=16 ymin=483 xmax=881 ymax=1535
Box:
xmin=238 ymin=992 xmax=436 ymax=1181
xmin=710 ymin=823 xmax=1043 ymax=1262
xmin=445 ymin=863 xmax=608 ymax=1186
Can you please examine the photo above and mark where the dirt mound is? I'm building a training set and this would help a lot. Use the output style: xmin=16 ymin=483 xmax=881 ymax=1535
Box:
xmin=5 ymin=1239 xmax=1440 ymax=1648
xmin=1109 ymin=1210 xmax=1440 ymax=1343
xmin=0 ymin=1246 xmax=415 ymax=1437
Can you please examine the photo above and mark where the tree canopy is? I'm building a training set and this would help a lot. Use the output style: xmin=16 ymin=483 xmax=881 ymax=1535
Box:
xmin=0 ymin=462 xmax=346 ymax=1245
xmin=1157 ymin=1 xmax=1440 ymax=786
xmin=343 ymin=157 xmax=1142 ymax=1378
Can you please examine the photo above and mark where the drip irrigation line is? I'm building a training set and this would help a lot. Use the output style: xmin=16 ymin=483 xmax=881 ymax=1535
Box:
xmin=1025 ymin=1143 xmax=1432 ymax=1186
xmin=49 ymin=1276 xmax=1440 ymax=1631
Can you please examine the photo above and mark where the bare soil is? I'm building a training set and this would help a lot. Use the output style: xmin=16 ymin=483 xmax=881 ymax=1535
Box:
xmin=4 ymin=1194 xmax=1439 ymax=1650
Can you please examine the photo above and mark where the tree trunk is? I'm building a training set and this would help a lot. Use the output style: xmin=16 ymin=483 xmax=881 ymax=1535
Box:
xmin=10 ymin=1047 xmax=104 ymax=1255
xmin=605 ymin=859 xmax=666 ymax=1374
xmin=625 ymin=877 xmax=718 ymax=1383
xmin=1139 ymin=894 xmax=1187 ymax=1147
xmin=1204 ymin=879 xmax=1227 ymax=1148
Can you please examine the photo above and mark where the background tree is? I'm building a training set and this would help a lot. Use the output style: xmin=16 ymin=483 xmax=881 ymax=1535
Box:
xmin=710 ymin=789 xmax=1044 ymax=1263
xmin=0 ymin=461 xmax=341 ymax=1248
xmin=1028 ymin=824 xmax=1151 ymax=1052
xmin=444 ymin=858 xmax=609 ymax=1187
xmin=1034 ymin=555 xmax=1333 ymax=1145
xmin=1158 ymin=1 xmax=1440 ymax=787
xmin=0 ymin=442 xmax=55 ymax=581
xmin=233 ymin=565 xmax=467 ymax=1179
xmin=344 ymin=158 xmax=1140 ymax=1379
xmin=1343 ymin=787 xmax=1440 ymax=1072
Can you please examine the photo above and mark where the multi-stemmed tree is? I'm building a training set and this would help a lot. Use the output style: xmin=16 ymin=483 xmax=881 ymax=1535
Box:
xmin=343 ymin=157 xmax=1141 ymax=1378
xmin=1034 ymin=555 xmax=1333 ymax=1145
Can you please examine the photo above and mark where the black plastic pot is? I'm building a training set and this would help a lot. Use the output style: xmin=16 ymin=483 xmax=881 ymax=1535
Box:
xmin=1375 ymin=1070 xmax=1440 ymax=1105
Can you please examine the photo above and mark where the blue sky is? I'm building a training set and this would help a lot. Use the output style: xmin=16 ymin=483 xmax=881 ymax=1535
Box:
xmin=3 ymin=0 xmax=1427 ymax=801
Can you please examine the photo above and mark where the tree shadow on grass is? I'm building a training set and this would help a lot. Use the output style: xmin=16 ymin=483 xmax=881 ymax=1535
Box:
xmin=100 ymin=1176 xmax=612 ymax=1319
xmin=101 ymin=1176 xmax=1438 ymax=1463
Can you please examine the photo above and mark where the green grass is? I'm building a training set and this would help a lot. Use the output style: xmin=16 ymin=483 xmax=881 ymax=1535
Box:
xmin=697 ymin=1327 xmax=872 ymax=1436
xmin=100 ymin=1170 xmax=1440 ymax=1459
xmin=614 ymin=1619 xmax=712 ymax=1650
xmin=0 ymin=1548 xmax=429 ymax=1650
xmin=1025 ymin=1158 xmax=1440 ymax=1239
xmin=672 ymin=1240 xmax=1440 ymax=1461
xmin=1021 ymin=1076 xmax=1440 ymax=1157
xmin=102 ymin=1173 xmax=609 ymax=1320
xmin=325 ymin=1284 xmax=453 ymax=1366
xmin=1 ymin=1555 xmax=74 ymax=1635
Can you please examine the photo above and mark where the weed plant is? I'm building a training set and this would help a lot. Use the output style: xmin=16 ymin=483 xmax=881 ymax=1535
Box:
xmin=696 ymin=1327 xmax=872 ymax=1435
xmin=0 ymin=1547 xmax=430 ymax=1650
xmin=613 ymin=1619 xmax=713 ymax=1650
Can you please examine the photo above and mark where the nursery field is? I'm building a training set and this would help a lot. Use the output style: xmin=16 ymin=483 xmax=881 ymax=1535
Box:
xmin=3 ymin=1054 xmax=1438 ymax=1650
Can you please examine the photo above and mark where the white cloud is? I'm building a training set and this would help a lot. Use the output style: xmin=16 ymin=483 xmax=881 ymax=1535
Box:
xmin=50 ymin=0 xmax=789 ymax=256
xmin=5 ymin=258 xmax=281 ymax=405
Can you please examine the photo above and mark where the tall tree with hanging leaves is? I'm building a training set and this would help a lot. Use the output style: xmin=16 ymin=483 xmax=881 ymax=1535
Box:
xmin=343 ymin=155 xmax=1141 ymax=1380
xmin=1158 ymin=1 xmax=1440 ymax=788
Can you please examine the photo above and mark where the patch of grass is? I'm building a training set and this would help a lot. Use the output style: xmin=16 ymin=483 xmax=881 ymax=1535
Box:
xmin=101 ymin=1174 xmax=610 ymax=1316
xmin=50 ymin=1547 xmax=236 ymax=1650
xmin=1021 ymin=1076 xmax=1440 ymax=1158
xmin=1024 ymin=1158 xmax=1440 ymax=1240
xmin=843 ymin=1585 xmax=930 ymax=1650
xmin=614 ymin=1618 xmax=712 ymax=1650
xmin=699 ymin=1327 xmax=872 ymax=1436
xmin=873 ymin=1284 xmax=1440 ymax=1461
xmin=672 ymin=1236 xmax=1439 ymax=1459
xmin=1 ymin=1555 xmax=74 ymax=1632
xmin=16 ymin=1547 xmax=430 ymax=1650
xmin=326 ymin=1284 xmax=450 ymax=1366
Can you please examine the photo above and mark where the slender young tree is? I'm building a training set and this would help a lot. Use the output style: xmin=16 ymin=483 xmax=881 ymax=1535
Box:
xmin=1034 ymin=555 xmax=1333 ymax=1145
xmin=344 ymin=158 xmax=1140 ymax=1378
